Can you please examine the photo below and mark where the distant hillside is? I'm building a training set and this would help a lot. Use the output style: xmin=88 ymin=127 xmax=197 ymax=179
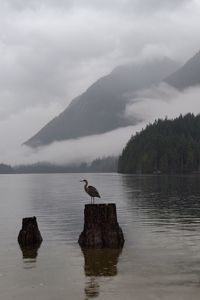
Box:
xmin=25 ymin=57 xmax=178 ymax=147
xmin=0 ymin=156 xmax=117 ymax=174
xmin=0 ymin=164 xmax=13 ymax=174
xmin=118 ymin=114 xmax=200 ymax=174
xmin=165 ymin=50 xmax=200 ymax=89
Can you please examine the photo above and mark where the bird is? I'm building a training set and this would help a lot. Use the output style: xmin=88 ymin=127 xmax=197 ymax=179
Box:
xmin=80 ymin=179 xmax=101 ymax=204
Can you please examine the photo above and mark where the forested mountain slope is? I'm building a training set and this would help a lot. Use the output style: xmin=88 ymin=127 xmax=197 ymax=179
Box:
xmin=118 ymin=114 xmax=200 ymax=174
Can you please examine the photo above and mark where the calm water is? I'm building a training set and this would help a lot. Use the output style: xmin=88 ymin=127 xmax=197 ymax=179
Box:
xmin=1 ymin=173 xmax=200 ymax=299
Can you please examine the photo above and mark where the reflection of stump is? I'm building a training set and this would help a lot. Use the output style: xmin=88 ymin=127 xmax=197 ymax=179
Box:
xmin=78 ymin=204 xmax=124 ymax=248
xmin=85 ymin=277 xmax=99 ymax=299
xmin=19 ymin=244 xmax=41 ymax=259
xmin=18 ymin=217 xmax=43 ymax=246
xmin=82 ymin=248 xmax=121 ymax=276
xmin=82 ymin=247 xmax=122 ymax=298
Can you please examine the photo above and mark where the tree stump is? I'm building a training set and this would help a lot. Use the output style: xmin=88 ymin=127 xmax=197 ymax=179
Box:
xmin=18 ymin=216 xmax=43 ymax=246
xmin=78 ymin=204 xmax=124 ymax=248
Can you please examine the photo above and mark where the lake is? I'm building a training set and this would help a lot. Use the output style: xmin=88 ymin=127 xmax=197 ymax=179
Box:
xmin=1 ymin=173 xmax=200 ymax=299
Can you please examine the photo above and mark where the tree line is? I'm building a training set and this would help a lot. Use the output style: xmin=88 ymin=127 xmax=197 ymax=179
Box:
xmin=0 ymin=156 xmax=118 ymax=174
xmin=118 ymin=113 xmax=200 ymax=174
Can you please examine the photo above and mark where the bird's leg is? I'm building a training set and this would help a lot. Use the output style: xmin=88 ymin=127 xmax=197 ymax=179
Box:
xmin=94 ymin=198 xmax=95 ymax=204
xmin=91 ymin=197 xmax=92 ymax=204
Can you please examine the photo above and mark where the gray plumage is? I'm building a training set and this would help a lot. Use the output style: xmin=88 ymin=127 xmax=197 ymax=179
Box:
xmin=80 ymin=179 xmax=101 ymax=204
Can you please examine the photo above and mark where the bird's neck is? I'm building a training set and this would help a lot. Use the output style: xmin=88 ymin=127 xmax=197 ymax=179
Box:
xmin=84 ymin=181 xmax=88 ymax=192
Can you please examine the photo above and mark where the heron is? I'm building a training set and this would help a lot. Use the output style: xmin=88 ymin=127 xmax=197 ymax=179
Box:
xmin=80 ymin=179 xmax=101 ymax=204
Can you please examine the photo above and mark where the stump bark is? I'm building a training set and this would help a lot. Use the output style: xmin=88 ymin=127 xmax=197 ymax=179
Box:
xmin=18 ymin=216 xmax=43 ymax=246
xmin=78 ymin=204 xmax=124 ymax=248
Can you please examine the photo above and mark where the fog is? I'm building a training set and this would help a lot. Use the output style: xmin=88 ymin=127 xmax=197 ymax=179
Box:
xmin=0 ymin=0 xmax=200 ymax=165
xmin=2 ymin=126 xmax=138 ymax=165
xmin=0 ymin=84 xmax=199 ymax=166
xmin=125 ymin=84 xmax=200 ymax=123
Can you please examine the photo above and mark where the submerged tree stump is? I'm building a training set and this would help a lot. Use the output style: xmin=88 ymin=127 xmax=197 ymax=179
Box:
xmin=18 ymin=216 xmax=43 ymax=246
xmin=78 ymin=204 xmax=124 ymax=248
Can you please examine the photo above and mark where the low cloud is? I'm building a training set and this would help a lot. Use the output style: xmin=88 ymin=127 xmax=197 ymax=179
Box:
xmin=2 ymin=84 xmax=200 ymax=166
xmin=0 ymin=0 xmax=200 ymax=121
xmin=1 ymin=125 xmax=143 ymax=165
xmin=0 ymin=0 xmax=200 ymax=166
xmin=125 ymin=84 xmax=200 ymax=123
xmin=0 ymin=103 xmax=62 ymax=157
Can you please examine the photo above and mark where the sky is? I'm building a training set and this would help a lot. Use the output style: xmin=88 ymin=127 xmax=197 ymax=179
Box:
xmin=0 ymin=0 xmax=200 ymax=165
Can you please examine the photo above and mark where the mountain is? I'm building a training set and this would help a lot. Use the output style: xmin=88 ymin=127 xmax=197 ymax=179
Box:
xmin=165 ymin=50 xmax=200 ymax=89
xmin=25 ymin=57 xmax=178 ymax=147
xmin=118 ymin=113 xmax=200 ymax=174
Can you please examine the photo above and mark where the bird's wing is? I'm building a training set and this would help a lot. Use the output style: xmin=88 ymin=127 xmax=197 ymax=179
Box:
xmin=88 ymin=185 xmax=101 ymax=198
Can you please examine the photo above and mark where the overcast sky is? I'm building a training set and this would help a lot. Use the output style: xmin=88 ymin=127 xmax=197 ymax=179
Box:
xmin=0 ymin=0 xmax=200 ymax=164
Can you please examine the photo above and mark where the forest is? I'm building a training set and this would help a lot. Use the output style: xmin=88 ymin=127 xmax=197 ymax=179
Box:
xmin=118 ymin=113 xmax=200 ymax=174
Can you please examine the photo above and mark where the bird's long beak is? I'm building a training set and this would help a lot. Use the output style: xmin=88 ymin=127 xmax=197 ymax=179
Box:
xmin=80 ymin=180 xmax=84 ymax=182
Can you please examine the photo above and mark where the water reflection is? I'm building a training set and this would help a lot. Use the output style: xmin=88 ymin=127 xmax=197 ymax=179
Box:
xmin=82 ymin=248 xmax=122 ymax=299
xmin=19 ymin=243 xmax=41 ymax=269
xmin=85 ymin=277 xmax=100 ymax=299
xmin=122 ymin=175 xmax=200 ymax=221
xmin=19 ymin=243 xmax=41 ymax=259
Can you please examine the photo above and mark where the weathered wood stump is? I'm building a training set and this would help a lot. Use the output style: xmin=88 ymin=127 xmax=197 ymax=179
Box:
xmin=78 ymin=204 xmax=124 ymax=248
xmin=18 ymin=216 xmax=43 ymax=246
